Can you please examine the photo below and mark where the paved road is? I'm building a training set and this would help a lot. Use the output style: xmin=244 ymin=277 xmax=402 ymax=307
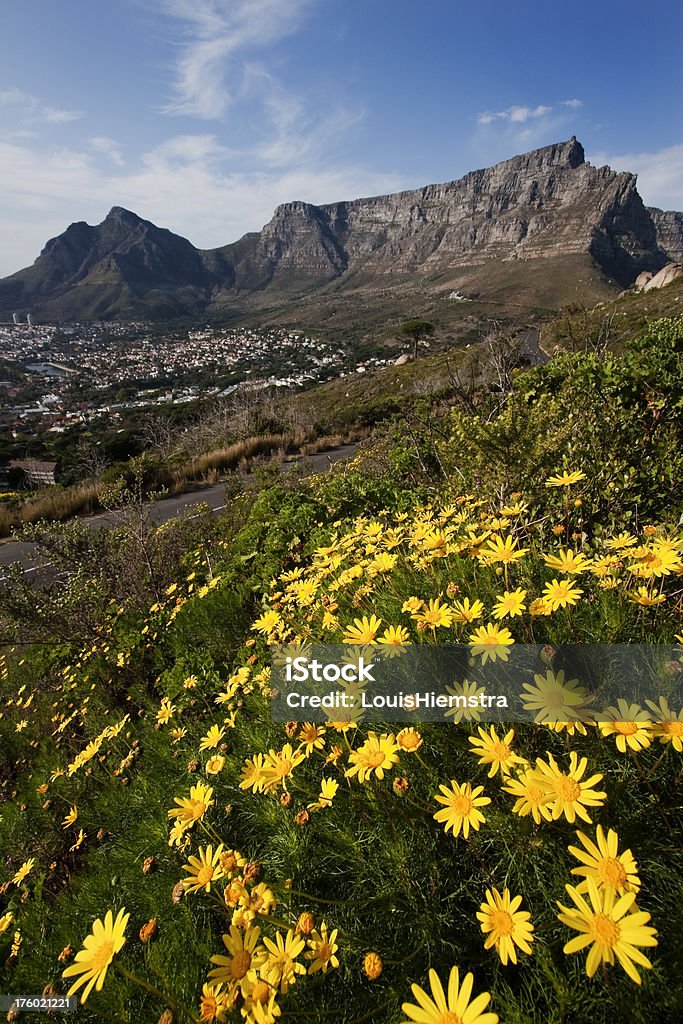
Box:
xmin=519 ymin=329 xmax=549 ymax=365
xmin=0 ymin=443 xmax=359 ymax=582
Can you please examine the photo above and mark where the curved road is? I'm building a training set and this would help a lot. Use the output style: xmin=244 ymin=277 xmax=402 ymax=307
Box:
xmin=0 ymin=443 xmax=359 ymax=583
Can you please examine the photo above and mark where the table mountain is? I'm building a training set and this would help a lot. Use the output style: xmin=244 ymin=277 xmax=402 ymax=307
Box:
xmin=0 ymin=138 xmax=679 ymax=322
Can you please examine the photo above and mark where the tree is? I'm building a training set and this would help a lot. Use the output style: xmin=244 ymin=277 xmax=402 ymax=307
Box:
xmin=398 ymin=319 xmax=435 ymax=360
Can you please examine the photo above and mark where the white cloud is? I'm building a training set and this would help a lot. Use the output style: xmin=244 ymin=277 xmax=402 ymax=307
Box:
xmin=478 ymin=103 xmax=553 ymax=126
xmin=0 ymin=134 xmax=404 ymax=276
xmin=159 ymin=0 xmax=318 ymax=119
xmin=588 ymin=143 xmax=683 ymax=211
xmin=562 ymin=99 xmax=583 ymax=109
xmin=89 ymin=137 xmax=125 ymax=165
xmin=0 ymin=87 xmax=83 ymax=124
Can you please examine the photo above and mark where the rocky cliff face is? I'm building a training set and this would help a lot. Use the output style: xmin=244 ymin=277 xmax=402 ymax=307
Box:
xmin=0 ymin=139 xmax=678 ymax=321
xmin=648 ymin=208 xmax=683 ymax=262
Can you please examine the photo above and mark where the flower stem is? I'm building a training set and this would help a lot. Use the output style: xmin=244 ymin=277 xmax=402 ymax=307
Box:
xmin=113 ymin=960 xmax=190 ymax=1019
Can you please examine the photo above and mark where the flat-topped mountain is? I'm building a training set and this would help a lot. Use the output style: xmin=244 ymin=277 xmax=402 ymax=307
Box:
xmin=0 ymin=138 xmax=680 ymax=323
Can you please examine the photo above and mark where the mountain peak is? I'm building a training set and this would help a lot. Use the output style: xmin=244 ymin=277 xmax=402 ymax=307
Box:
xmin=103 ymin=206 xmax=143 ymax=227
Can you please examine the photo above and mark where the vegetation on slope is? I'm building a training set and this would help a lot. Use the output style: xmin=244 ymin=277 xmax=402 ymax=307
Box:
xmin=0 ymin=316 xmax=682 ymax=1024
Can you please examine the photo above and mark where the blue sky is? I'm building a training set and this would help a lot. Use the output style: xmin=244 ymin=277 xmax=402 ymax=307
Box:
xmin=0 ymin=0 xmax=681 ymax=275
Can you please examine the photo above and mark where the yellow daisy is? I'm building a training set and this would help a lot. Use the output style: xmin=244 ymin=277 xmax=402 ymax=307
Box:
xmin=557 ymin=879 xmax=657 ymax=984
xmin=534 ymin=751 xmax=606 ymax=824
xmin=477 ymin=887 xmax=534 ymax=965
xmin=182 ymin=844 xmax=226 ymax=894
xmin=468 ymin=726 xmax=525 ymax=778
xmin=598 ymin=700 xmax=653 ymax=752
xmin=433 ymin=780 xmax=491 ymax=839
xmin=568 ymin=826 xmax=640 ymax=896
xmin=346 ymin=732 xmax=399 ymax=783
xmin=401 ymin=966 xmax=498 ymax=1024
xmin=62 ymin=908 xmax=129 ymax=1004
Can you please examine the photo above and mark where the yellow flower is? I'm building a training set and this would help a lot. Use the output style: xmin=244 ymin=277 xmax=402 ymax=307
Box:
xmin=343 ymin=614 xmax=382 ymax=644
xmin=401 ymin=966 xmax=498 ymax=1024
xmin=182 ymin=844 xmax=226 ymax=894
xmin=346 ymin=732 xmax=399 ymax=783
xmin=378 ymin=625 xmax=411 ymax=647
xmin=628 ymin=587 xmax=666 ymax=606
xmin=262 ymin=744 xmax=305 ymax=791
xmin=70 ymin=830 xmax=86 ymax=852
xmin=477 ymin=887 xmax=534 ymax=965
xmin=297 ymin=722 xmax=326 ymax=754
xmin=443 ymin=680 xmax=488 ymax=723
xmin=598 ymin=700 xmax=653 ymax=752
xmin=543 ymin=548 xmax=593 ymax=574
xmin=209 ymin=925 xmax=267 ymax=997
xmin=167 ymin=782 xmax=214 ymax=827
xmin=62 ymin=908 xmax=129 ymax=1003
xmin=545 ymin=470 xmax=586 ymax=487
xmin=520 ymin=670 xmax=593 ymax=725
xmin=397 ymin=727 xmax=423 ymax=752
xmin=156 ymin=699 xmax=175 ymax=724
xmin=629 ymin=542 xmax=683 ymax=579
xmin=502 ymin=769 xmax=553 ymax=824
xmin=433 ymin=780 xmax=491 ymax=839
xmin=452 ymin=597 xmax=485 ymax=624
xmin=61 ymin=806 xmax=78 ymax=829
xmin=482 ymin=536 xmax=528 ymax=564
xmin=529 ymin=597 xmax=552 ymax=617
xmin=647 ymin=698 xmax=683 ymax=751
xmin=240 ymin=754 xmax=267 ymax=793
xmin=402 ymin=597 xmax=424 ymax=614
xmin=557 ymin=879 xmax=657 ymax=984
xmin=412 ymin=598 xmax=453 ymax=629
xmin=468 ymin=623 xmax=514 ymax=663
xmin=468 ymin=726 xmax=525 ymax=778
xmin=261 ymin=928 xmax=306 ymax=994
xmin=305 ymin=921 xmax=339 ymax=974
xmin=241 ymin=980 xmax=280 ymax=1024
xmin=568 ymin=826 xmax=640 ymax=896
xmin=605 ymin=532 xmax=637 ymax=550
xmin=542 ymin=578 xmax=584 ymax=611
xmin=206 ymin=754 xmax=226 ymax=775
xmin=12 ymin=859 xmax=35 ymax=885
xmin=252 ymin=610 xmax=281 ymax=634
xmin=200 ymin=724 xmax=226 ymax=750
xmin=308 ymin=777 xmax=339 ymax=812
xmin=198 ymin=982 xmax=231 ymax=1023
xmin=491 ymin=589 xmax=526 ymax=619
xmin=0 ymin=912 xmax=14 ymax=934
xmin=534 ymin=751 xmax=606 ymax=824
xmin=218 ymin=849 xmax=247 ymax=878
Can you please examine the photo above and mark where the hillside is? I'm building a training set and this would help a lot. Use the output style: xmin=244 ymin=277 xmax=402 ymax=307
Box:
xmin=1 ymin=311 xmax=682 ymax=1024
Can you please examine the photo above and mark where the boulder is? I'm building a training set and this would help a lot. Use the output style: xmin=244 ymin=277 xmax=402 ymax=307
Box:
xmin=634 ymin=271 xmax=653 ymax=290
xmin=642 ymin=263 xmax=683 ymax=292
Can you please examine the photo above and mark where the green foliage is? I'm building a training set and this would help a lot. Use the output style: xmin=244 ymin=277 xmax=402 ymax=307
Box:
xmin=1 ymin=313 xmax=683 ymax=1024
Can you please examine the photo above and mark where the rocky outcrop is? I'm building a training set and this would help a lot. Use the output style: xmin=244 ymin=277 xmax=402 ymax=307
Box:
xmin=648 ymin=208 xmax=683 ymax=263
xmin=641 ymin=263 xmax=683 ymax=292
xmin=0 ymin=139 xmax=679 ymax=320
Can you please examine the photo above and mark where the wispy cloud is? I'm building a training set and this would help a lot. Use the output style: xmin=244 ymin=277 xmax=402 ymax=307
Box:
xmin=478 ymin=104 xmax=552 ymax=126
xmin=588 ymin=143 xmax=683 ymax=211
xmin=89 ymin=137 xmax=125 ymax=166
xmin=0 ymin=134 xmax=404 ymax=275
xmin=472 ymin=99 xmax=585 ymax=163
xmin=0 ymin=87 xmax=83 ymax=124
xmin=159 ymin=0 xmax=318 ymax=119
